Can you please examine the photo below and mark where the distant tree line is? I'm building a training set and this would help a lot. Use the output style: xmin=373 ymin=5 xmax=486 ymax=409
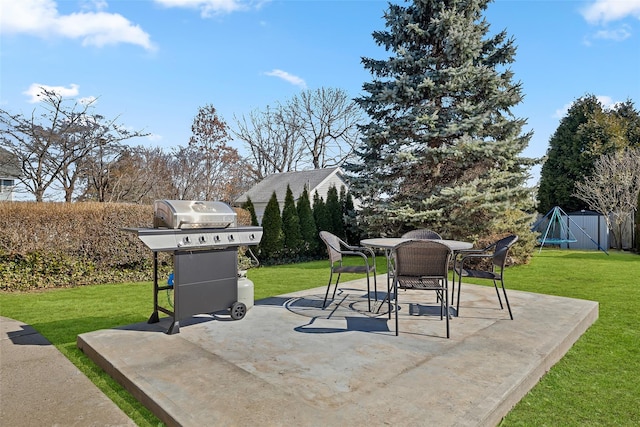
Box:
xmin=537 ymin=95 xmax=640 ymax=250
xmin=538 ymin=95 xmax=640 ymax=214
xmin=244 ymin=184 xmax=358 ymax=264
xmin=0 ymin=88 xmax=361 ymax=204
xmin=0 ymin=92 xmax=249 ymax=203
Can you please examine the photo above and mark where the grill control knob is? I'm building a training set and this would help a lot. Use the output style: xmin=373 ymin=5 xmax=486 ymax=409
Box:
xmin=214 ymin=235 xmax=220 ymax=243
xmin=249 ymin=233 xmax=255 ymax=240
xmin=183 ymin=236 xmax=191 ymax=245
xmin=199 ymin=235 xmax=206 ymax=244
xmin=228 ymin=234 xmax=235 ymax=242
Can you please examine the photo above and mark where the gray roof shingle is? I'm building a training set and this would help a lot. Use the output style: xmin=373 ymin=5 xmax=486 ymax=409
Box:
xmin=235 ymin=167 xmax=343 ymax=204
xmin=0 ymin=148 xmax=21 ymax=178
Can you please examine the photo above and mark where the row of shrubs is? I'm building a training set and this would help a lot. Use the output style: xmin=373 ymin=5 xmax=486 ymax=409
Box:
xmin=1 ymin=200 xmax=536 ymax=291
xmin=0 ymin=202 xmax=251 ymax=291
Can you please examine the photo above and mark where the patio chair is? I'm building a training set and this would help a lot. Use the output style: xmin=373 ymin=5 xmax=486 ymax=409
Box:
xmin=388 ymin=229 xmax=442 ymax=291
xmin=391 ymin=240 xmax=452 ymax=337
xmin=401 ymin=229 xmax=442 ymax=239
xmin=319 ymin=231 xmax=377 ymax=311
xmin=453 ymin=235 xmax=518 ymax=319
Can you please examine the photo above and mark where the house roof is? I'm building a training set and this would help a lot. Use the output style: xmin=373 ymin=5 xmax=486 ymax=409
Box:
xmin=0 ymin=148 xmax=21 ymax=178
xmin=235 ymin=167 xmax=344 ymax=204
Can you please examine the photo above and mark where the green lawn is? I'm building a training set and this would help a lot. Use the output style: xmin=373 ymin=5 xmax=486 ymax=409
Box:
xmin=1 ymin=249 xmax=638 ymax=426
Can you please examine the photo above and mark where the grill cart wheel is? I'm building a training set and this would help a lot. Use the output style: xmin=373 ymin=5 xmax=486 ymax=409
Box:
xmin=230 ymin=302 xmax=247 ymax=320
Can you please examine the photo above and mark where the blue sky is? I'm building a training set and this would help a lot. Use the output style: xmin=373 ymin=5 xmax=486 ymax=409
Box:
xmin=2 ymin=0 xmax=639 ymax=187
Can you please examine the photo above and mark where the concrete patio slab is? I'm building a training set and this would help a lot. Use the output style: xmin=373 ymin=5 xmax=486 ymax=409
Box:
xmin=77 ymin=277 xmax=598 ymax=427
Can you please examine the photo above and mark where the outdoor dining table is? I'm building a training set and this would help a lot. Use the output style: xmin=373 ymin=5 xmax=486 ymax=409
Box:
xmin=361 ymin=238 xmax=473 ymax=253
xmin=360 ymin=238 xmax=473 ymax=312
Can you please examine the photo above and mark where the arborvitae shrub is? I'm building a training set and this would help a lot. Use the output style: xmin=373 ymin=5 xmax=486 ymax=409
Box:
xmin=258 ymin=192 xmax=284 ymax=261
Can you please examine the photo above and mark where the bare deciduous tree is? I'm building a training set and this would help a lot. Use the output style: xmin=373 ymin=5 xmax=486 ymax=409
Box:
xmin=170 ymin=105 xmax=250 ymax=203
xmin=233 ymin=87 xmax=362 ymax=180
xmin=574 ymin=148 xmax=640 ymax=249
xmin=289 ymin=87 xmax=362 ymax=169
xmin=0 ymin=89 xmax=148 ymax=202
xmin=233 ymin=105 xmax=304 ymax=181
xmin=80 ymin=146 xmax=174 ymax=204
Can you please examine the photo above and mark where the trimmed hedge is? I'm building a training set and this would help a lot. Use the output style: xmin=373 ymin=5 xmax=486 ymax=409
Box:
xmin=0 ymin=202 xmax=251 ymax=291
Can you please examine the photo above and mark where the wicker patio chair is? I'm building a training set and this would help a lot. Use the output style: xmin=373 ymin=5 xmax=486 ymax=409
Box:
xmin=391 ymin=240 xmax=452 ymax=337
xmin=453 ymin=235 xmax=518 ymax=319
xmin=319 ymin=231 xmax=377 ymax=311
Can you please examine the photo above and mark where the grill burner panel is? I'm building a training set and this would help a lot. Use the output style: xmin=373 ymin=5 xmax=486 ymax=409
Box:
xmin=128 ymin=226 xmax=263 ymax=251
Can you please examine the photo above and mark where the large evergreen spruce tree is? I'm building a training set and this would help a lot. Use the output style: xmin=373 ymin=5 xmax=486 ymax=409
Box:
xmin=259 ymin=192 xmax=284 ymax=261
xmin=347 ymin=0 xmax=536 ymax=241
xmin=296 ymin=186 xmax=318 ymax=256
xmin=340 ymin=186 xmax=360 ymax=244
xmin=282 ymin=184 xmax=303 ymax=257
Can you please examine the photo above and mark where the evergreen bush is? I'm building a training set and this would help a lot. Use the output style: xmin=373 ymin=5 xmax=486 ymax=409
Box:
xmin=326 ymin=185 xmax=344 ymax=240
xmin=282 ymin=185 xmax=303 ymax=257
xmin=313 ymin=191 xmax=331 ymax=255
xmin=242 ymin=197 xmax=259 ymax=226
xmin=258 ymin=192 xmax=284 ymax=262
xmin=296 ymin=186 xmax=318 ymax=257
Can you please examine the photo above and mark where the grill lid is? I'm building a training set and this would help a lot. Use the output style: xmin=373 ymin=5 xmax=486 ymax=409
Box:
xmin=154 ymin=200 xmax=237 ymax=229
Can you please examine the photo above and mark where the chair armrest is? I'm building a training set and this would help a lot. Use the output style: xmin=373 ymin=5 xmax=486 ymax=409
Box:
xmin=458 ymin=252 xmax=494 ymax=268
xmin=455 ymin=248 xmax=486 ymax=254
xmin=340 ymin=250 xmax=376 ymax=269
xmin=353 ymin=245 xmax=376 ymax=258
xmin=342 ymin=242 xmax=376 ymax=259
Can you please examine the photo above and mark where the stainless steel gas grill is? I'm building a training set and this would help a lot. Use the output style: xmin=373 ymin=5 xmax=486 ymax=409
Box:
xmin=125 ymin=200 xmax=262 ymax=334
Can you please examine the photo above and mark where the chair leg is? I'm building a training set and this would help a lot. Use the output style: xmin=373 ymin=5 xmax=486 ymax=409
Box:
xmin=365 ymin=273 xmax=371 ymax=312
xmin=387 ymin=272 xmax=393 ymax=319
xmin=331 ymin=273 xmax=342 ymax=300
xmin=323 ymin=271 xmax=335 ymax=308
xmin=394 ymin=279 xmax=399 ymax=336
xmin=372 ymin=269 xmax=378 ymax=302
xmin=500 ymin=279 xmax=514 ymax=320
xmin=444 ymin=280 xmax=450 ymax=338
xmin=493 ymin=279 xmax=504 ymax=309
xmin=456 ymin=273 xmax=462 ymax=316
xmin=450 ymin=280 xmax=456 ymax=308
xmin=370 ymin=271 xmax=377 ymax=312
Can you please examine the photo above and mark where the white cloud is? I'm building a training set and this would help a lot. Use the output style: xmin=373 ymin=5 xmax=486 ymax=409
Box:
xmin=147 ymin=133 xmax=164 ymax=142
xmin=0 ymin=0 xmax=155 ymax=51
xmin=582 ymin=0 xmax=640 ymax=24
xmin=23 ymin=83 xmax=81 ymax=103
xmin=553 ymin=95 xmax=619 ymax=118
xmin=264 ymin=69 xmax=307 ymax=89
xmin=79 ymin=96 xmax=98 ymax=105
xmin=154 ymin=0 xmax=269 ymax=18
xmin=593 ymin=25 xmax=632 ymax=41
xmin=583 ymin=24 xmax=632 ymax=45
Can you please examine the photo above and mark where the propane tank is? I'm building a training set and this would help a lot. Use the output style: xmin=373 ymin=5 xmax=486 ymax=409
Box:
xmin=237 ymin=270 xmax=254 ymax=310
